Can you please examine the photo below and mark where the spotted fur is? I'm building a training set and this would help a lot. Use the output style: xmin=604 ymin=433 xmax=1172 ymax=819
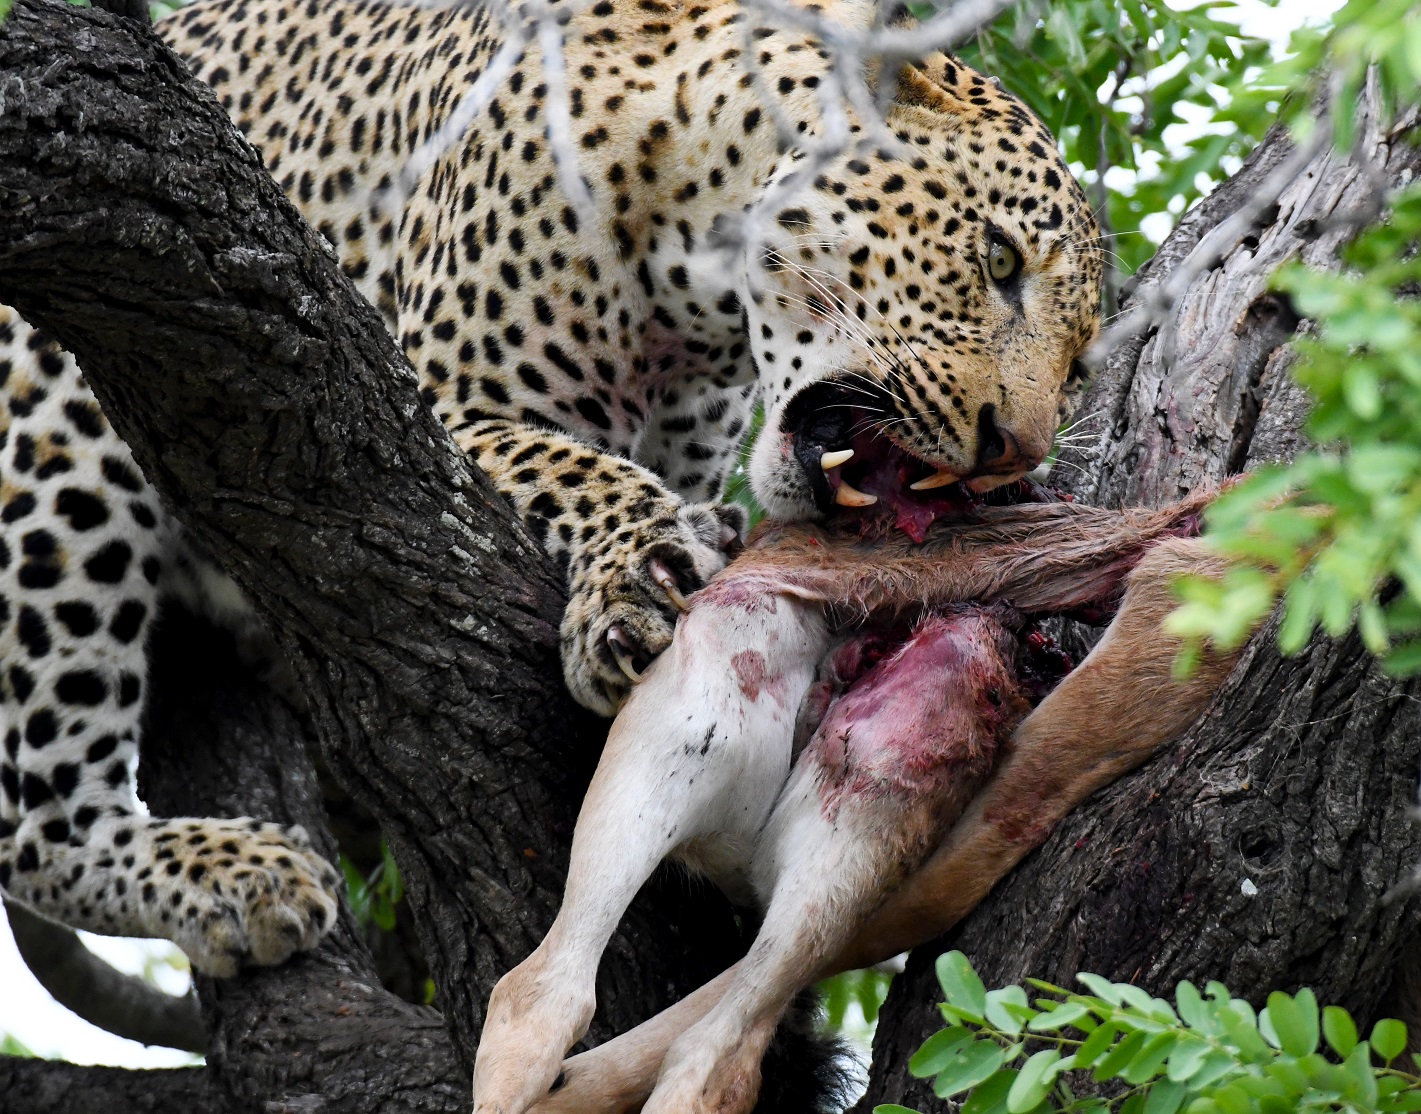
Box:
xmin=0 ymin=310 xmax=339 ymax=974
xmin=0 ymin=0 xmax=1100 ymax=975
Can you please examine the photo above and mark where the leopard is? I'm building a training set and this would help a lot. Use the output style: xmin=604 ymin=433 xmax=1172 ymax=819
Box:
xmin=0 ymin=0 xmax=1102 ymax=982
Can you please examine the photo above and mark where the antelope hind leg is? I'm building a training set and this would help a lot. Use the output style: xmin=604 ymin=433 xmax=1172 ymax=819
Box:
xmin=527 ymin=969 xmax=743 ymax=1114
xmin=525 ymin=536 xmax=1242 ymax=1114
xmin=837 ymin=535 xmax=1241 ymax=969
xmin=643 ymin=609 xmax=1022 ymax=1114
xmin=473 ymin=592 xmax=826 ymax=1114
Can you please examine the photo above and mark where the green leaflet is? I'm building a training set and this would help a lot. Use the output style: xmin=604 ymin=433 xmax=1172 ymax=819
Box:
xmin=892 ymin=954 xmax=1421 ymax=1114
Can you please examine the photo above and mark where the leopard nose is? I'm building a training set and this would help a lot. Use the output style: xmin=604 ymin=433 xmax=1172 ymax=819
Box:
xmin=974 ymin=404 xmax=1025 ymax=472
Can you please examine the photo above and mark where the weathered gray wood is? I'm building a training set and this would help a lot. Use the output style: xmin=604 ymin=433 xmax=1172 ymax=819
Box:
xmin=857 ymin=80 xmax=1421 ymax=1111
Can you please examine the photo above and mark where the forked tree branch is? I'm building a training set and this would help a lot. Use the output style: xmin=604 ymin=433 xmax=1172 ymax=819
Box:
xmin=858 ymin=62 xmax=1421 ymax=1112
xmin=4 ymin=0 xmax=1418 ymax=1111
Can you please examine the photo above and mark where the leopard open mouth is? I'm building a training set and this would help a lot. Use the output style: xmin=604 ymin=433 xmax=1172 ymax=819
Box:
xmin=784 ymin=380 xmax=1045 ymax=543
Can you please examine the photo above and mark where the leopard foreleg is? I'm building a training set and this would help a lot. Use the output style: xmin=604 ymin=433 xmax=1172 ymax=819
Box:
xmin=0 ymin=309 xmax=339 ymax=976
xmin=456 ymin=419 xmax=745 ymax=716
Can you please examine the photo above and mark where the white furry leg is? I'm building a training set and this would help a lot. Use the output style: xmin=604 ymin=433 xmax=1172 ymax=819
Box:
xmin=645 ymin=610 xmax=1022 ymax=1114
xmin=472 ymin=585 xmax=827 ymax=1114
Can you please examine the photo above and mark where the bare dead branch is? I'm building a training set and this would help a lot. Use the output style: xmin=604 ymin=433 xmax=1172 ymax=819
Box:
xmin=1086 ymin=129 xmax=1332 ymax=373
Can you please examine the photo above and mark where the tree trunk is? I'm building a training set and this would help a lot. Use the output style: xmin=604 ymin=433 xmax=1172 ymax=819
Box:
xmin=3 ymin=1 xmax=1418 ymax=1110
xmin=0 ymin=0 xmax=743 ymax=1107
xmin=856 ymin=87 xmax=1421 ymax=1110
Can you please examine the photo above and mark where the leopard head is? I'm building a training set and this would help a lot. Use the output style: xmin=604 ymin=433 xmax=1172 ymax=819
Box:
xmin=745 ymin=54 xmax=1102 ymax=535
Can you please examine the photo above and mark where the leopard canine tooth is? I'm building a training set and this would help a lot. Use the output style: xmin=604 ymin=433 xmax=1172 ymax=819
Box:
xmin=834 ymin=481 xmax=878 ymax=508
xmin=909 ymin=470 xmax=957 ymax=491
xmin=820 ymin=449 xmax=855 ymax=470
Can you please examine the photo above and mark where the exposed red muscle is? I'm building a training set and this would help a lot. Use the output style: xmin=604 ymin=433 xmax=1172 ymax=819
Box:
xmin=808 ymin=609 xmax=1030 ymax=821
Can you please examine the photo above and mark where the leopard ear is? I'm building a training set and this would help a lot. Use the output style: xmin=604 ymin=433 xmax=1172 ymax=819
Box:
xmin=891 ymin=53 xmax=978 ymax=116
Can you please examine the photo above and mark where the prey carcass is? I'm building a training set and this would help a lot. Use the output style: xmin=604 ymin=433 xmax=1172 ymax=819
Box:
xmin=474 ymin=490 xmax=1236 ymax=1114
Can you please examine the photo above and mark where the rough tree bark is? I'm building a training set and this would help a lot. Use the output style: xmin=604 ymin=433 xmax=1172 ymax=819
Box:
xmin=0 ymin=1 xmax=743 ymax=1108
xmin=856 ymin=88 xmax=1421 ymax=1110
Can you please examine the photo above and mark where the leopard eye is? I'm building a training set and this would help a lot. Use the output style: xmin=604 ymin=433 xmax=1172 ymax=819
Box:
xmin=986 ymin=239 xmax=1021 ymax=283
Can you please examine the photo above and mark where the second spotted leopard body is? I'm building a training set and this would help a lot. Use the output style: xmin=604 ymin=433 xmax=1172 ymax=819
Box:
xmin=0 ymin=0 xmax=1101 ymax=975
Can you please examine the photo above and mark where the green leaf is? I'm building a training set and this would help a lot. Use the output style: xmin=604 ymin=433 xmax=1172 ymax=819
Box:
xmin=874 ymin=1107 xmax=923 ymax=1114
xmin=1190 ymin=1051 xmax=1244 ymax=1090
xmin=0 ymin=1033 xmax=35 ymax=1057
xmin=986 ymin=986 xmax=1034 ymax=1035
xmin=1264 ymin=989 xmax=1319 ymax=1055
xmin=1078 ymin=973 xmax=1125 ymax=1005
xmin=1007 ymin=1049 xmax=1061 ymax=1114
xmin=934 ymin=1040 xmax=1010 ymax=1099
xmin=1095 ymin=1030 xmax=1149 ymax=1081
xmin=1166 ymin=1036 xmax=1212 ymax=1082
xmin=1211 ymin=1083 xmax=1252 ymax=1114
xmin=1371 ymin=1018 xmax=1409 ymax=1061
xmin=1116 ymin=983 xmax=1160 ymax=1014
xmin=1341 ymin=1041 xmax=1380 ymax=1106
xmin=371 ymin=900 xmax=396 ymax=932
xmin=938 ymin=952 xmax=988 ymax=1022
xmin=1028 ymin=1001 xmax=1093 ymax=1032
xmin=1176 ymin=982 xmax=1208 ymax=1030
xmin=1075 ymin=1022 xmax=1121 ymax=1068
xmin=909 ymin=1027 xmax=973 ymax=1078
xmin=1121 ymin=1031 xmax=1176 ymax=1085
xmin=1145 ymin=1079 xmax=1189 ymax=1114
xmin=962 ymin=1068 xmax=1019 ymax=1114
xmin=1220 ymin=999 xmax=1272 ymax=1061
xmin=1322 ymin=1005 xmax=1359 ymax=1056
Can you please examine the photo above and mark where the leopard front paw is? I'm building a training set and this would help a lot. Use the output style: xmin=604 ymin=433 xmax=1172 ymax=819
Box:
xmin=157 ymin=818 xmax=341 ymax=978
xmin=561 ymin=500 xmax=745 ymax=715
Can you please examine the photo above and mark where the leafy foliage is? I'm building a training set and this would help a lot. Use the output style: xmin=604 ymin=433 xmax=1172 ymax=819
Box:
xmin=949 ymin=0 xmax=1276 ymax=280
xmin=340 ymin=839 xmax=404 ymax=934
xmin=1167 ymin=180 xmax=1421 ymax=674
xmin=821 ymin=966 xmax=895 ymax=1035
xmin=881 ymin=952 xmax=1421 ymax=1114
xmin=341 ymin=838 xmax=436 ymax=1004
xmin=0 ymin=1033 xmax=37 ymax=1058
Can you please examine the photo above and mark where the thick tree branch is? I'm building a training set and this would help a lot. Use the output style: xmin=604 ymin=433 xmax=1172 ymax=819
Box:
xmin=0 ymin=0 xmax=741 ymax=1092
xmin=139 ymin=603 xmax=468 ymax=1112
xmin=0 ymin=1061 xmax=219 ymax=1113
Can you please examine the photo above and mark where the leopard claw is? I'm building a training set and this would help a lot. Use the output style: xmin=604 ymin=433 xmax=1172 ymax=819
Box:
xmin=607 ymin=626 xmax=645 ymax=683
xmin=649 ymin=559 xmax=691 ymax=613
xmin=560 ymin=499 xmax=745 ymax=716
